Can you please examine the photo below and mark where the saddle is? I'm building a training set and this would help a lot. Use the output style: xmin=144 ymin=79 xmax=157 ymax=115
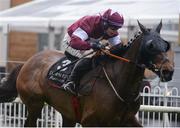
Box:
xmin=47 ymin=54 xmax=98 ymax=96
xmin=47 ymin=51 xmax=78 ymax=87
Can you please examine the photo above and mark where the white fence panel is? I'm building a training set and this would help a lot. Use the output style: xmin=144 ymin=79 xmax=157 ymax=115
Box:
xmin=0 ymin=102 xmax=62 ymax=127
xmin=138 ymin=84 xmax=180 ymax=127
xmin=0 ymin=87 xmax=179 ymax=127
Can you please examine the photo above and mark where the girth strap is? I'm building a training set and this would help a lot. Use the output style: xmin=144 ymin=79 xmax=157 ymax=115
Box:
xmin=71 ymin=96 xmax=81 ymax=122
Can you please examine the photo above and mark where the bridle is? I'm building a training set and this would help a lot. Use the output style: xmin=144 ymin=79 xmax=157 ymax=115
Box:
xmin=100 ymin=45 xmax=169 ymax=102
xmin=148 ymin=54 xmax=169 ymax=82
xmin=102 ymin=47 xmax=171 ymax=78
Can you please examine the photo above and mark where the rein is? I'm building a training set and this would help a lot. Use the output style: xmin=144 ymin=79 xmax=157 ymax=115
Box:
xmin=101 ymin=49 xmax=131 ymax=63
xmin=102 ymin=67 xmax=140 ymax=103
xmin=102 ymin=67 xmax=125 ymax=102
xmin=101 ymin=49 xmax=142 ymax=103
xmin=101 ymin=49 xmax=145 ymax=69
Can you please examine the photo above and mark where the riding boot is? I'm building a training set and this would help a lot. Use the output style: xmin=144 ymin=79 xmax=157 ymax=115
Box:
xmin=62 ymin=58 xmax=92 ymax=95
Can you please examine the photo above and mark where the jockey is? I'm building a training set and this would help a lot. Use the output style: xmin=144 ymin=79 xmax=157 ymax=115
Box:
xmin=62 ymin=8 xmax=124 ymax=95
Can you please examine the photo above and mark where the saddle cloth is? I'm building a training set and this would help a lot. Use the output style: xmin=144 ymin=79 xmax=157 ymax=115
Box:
xmin=47 ymin=56 xmax=95 ymax=96
xmin=47 ymin=57 xmax=74 ymax=87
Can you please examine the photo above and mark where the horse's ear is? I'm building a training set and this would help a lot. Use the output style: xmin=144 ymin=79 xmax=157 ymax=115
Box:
xmin=154 ymin=19 xmax=162 ymax=33
xmin=137 ymin=20 xmax=149 ymax=34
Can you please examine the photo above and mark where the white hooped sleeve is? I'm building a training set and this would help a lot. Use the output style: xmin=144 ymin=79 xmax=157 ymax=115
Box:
xmin=108 ymin=35 xmax=121 ymax=46
xmin=72 ymin=27 xmax=89 ymax=41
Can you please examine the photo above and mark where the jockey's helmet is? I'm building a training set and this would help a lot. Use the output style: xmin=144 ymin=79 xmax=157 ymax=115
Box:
xmin=102 ymin=9 xmax=124 ymax=30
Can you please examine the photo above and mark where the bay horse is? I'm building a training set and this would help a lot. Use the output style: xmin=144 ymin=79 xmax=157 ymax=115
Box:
xmin=0 ymin=21 xmax=174 ymax=127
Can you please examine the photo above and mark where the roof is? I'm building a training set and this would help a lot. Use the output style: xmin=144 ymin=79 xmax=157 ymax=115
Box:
xmin=0 ymin=0 xmax=179 ymax=31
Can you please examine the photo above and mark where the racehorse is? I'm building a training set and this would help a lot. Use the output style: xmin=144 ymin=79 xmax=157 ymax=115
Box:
xmin=0 ymin=21 xmax=174 ymax=127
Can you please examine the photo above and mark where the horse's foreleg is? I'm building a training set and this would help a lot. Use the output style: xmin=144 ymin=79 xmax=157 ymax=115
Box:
xmin=124 ymin=115 xmax=142 ymax=127
xmin=62 ymin=114 xmax=76 ymax=127
xmin=81 ymin=113 xmax=107 ymax=127
xmin=130 ymin=116 xmax=142 ymax=127
xmin=24 ymin=101 xmax=44 ymax=127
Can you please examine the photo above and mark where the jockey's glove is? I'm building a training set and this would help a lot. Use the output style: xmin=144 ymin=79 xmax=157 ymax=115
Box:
xmin=90 ymin=42 xmax=105 ymax=50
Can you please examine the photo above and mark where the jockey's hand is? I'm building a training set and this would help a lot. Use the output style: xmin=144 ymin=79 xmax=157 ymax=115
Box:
xmin=90 ymin=42 xmax=105 ymax=50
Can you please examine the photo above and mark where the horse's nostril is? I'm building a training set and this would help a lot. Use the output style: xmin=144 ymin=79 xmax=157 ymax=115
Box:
xmin=162 ymin=70 xmax=169 ymax=74
xmin=163 ymin=70 xmax=174 ymax=75
xmin=162 ymin=69 xmax=173 ymax=73
xmin=161 ymin=70 xmax=174 ymax=82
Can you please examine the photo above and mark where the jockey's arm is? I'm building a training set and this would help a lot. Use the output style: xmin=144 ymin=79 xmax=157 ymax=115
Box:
xmin=70 ymin=27 xmax=105 ymax=50
xmin=70 ymin=35 xmax=104 ymax=51
xmin=70 ymin=35 xmax=91 ymax=50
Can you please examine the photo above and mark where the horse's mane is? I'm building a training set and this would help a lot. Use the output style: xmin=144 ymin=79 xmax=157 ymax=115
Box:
xmin=127 ymin=31 xmax=142 ymax=48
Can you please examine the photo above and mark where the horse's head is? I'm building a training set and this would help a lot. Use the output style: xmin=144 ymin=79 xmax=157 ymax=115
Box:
xmin=138 ymin=20 xmax=174 ymax=82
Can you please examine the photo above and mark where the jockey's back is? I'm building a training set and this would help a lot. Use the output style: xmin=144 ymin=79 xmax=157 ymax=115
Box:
xmin=67 ymin=15 xmax=118 ymax=40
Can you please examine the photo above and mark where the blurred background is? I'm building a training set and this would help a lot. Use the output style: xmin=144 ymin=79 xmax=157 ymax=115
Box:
xmin=0 ymin=0 xmax=179 ymax=127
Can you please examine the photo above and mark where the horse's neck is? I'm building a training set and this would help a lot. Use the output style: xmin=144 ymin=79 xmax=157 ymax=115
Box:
xmin=125 ymin=35 xmax=143 ymax=61
xmin=107 ymin=35 xmax=144 ymax=98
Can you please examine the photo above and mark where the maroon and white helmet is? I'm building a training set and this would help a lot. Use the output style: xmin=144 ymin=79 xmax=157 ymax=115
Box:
xmin=102 ymin=9 xmax=124 ymax=29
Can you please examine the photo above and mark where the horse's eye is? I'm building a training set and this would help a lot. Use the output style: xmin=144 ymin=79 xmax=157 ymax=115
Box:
xmin=164 ymin=41 xmax=170 ymax=52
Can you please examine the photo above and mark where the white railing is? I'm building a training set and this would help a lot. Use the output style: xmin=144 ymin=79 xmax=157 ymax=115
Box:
xmin=0 ymin=102 xmax=62 ymax=127
xmin=0 ymin=85 xmax=179 ymax=127
xmin=138 ymin=84 xmax=180 ymax=127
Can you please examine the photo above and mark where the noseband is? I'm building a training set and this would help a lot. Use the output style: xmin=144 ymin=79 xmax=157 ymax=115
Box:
xmin=148 ymin=54 xmax=169 ymax=81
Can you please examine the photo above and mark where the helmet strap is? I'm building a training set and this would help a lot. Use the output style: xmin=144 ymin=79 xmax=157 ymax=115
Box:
xmin=103 ymin=21 xmax=109 ymax=30
xmin=101 ymin=9 xmax=112 ymax=30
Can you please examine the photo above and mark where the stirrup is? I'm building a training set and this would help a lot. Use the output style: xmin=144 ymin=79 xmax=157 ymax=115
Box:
xmin=62 ymin=81 xmax=76 ymax=95
xmin=0 ymin=77 xmax=7 ymax=85
xmin=63 ymin=81 xmax=75 ymax=88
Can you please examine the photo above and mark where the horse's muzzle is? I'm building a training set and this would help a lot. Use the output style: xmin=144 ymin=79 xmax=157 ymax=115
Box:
xmin=160 ymin=70 xmax=174 ymax=82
